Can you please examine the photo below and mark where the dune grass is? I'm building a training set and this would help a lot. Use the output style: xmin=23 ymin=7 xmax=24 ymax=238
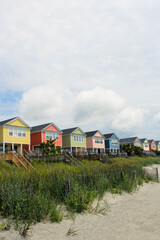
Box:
xmin=0 ymin=156 xmax=160 ymax=234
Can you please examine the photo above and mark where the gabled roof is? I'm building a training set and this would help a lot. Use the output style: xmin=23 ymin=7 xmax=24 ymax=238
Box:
xmin=62 ymin=127 xmax=78 ymax=135
xmin=148 ymin=139 xmax=155 ymax=144
xmin=31 ymin=122 xmax=62 ymax=133
xmin=85 ymin=130 xmax=98 ymax=137
xmin=155 ymin=140 xmax=160 ymax=145
xmin=85 ymin=130 xmax=104 ymax=138
xmin=103 ymin=133 xmax=119 ymax=139
xmin=120 ymin=137 xmax=140 ymax=144
xmin=0 ymin=116 xmax=30 ymax=128
xmin=31 ymin=123 xmax=52 ymax=133
xmin=0 ymin=117 xmax=17 ymax=126
xmin=140 ymin=138 xmax=148 ymax=143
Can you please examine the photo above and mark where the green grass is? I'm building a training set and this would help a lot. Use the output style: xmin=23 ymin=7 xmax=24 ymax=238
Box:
xmin=0 ymin=156 xmax=160 ymax=234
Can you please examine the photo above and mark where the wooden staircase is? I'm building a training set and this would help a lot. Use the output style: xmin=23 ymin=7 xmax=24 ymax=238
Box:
xmin=65 ymin=153 xmax=85 ymax=167
xmin=0 ymin=152 xmax=34 ymax=170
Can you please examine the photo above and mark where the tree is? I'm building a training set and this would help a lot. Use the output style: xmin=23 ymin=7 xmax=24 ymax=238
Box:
xmin=39 ymin=139 xmax=56 ymax=155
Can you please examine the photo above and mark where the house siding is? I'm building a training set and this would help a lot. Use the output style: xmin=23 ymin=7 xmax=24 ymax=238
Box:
xmin=62 ymin=135 xmax=70 ymax=147
xmin=71 ymin=135 xmax=86 ymax=147
xmin=0 ymin=127 xmax=3 ymax=142
xmin=43 ymin=132 xmax=62 ymax=146
xmin=156 ymin=143 xmax=160 ymax=151
xmin=8 ymin=119 xmax=26 ymax=128
xmin=31 ymin=132 xmax=41 ymax=149
xmin=86 ymin=137 xmax=93 ymax=148
xmin=142 ymin=140 xmax=149 ymax=151
xmin=4 ymin=127 xmax=30 ymax=144
xmin=92 ymin=132 xmax=105 ymax=149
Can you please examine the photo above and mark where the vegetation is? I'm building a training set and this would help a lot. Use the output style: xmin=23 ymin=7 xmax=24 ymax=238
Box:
xmin=120 ymin=144 xmax=144 ymax=156
xmin=0 ymin=155 xmax=160 ymax=234
xmin=39 ymin=139 xmax=56 ymax=155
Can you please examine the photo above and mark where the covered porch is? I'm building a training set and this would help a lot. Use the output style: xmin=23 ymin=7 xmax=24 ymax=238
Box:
xmin=0 ymin=142 xmax=30 ymax=153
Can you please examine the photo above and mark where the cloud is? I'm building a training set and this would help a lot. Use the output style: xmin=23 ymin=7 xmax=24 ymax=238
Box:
xmin=112 ymin=107 xmax=148 ymax=131
xmin=19 ymin=84 xmax=72 ymax=126
xmin=154 ymin=112 xmax=160 ymax=121
xmin=74 ymin=87 xmax=125 ymax=124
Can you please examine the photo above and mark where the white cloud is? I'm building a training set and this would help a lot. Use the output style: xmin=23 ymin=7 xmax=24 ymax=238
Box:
xmin=154 ymin=112 xmax=160 ymax=121
xmin=19 ymin=84 xmax=72 ymax=126
xmin=0 ymin=0 xmax=160 ymax=137
xmin=112 ymin=107 xmax=148 ymax=131
xmin=74 ymin=87 xmax=125 ymax=124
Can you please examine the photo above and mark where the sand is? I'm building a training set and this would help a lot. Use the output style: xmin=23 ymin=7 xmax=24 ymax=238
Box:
xmin=1 ymin=170 xmax=160 ymax=240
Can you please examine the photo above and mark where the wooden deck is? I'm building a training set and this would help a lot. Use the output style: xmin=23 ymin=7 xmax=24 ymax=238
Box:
xmin=0 ymin=152 xmax=34 ymax=170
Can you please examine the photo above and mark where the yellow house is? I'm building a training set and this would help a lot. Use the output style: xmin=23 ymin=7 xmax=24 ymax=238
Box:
xmin=0 ymin=117 xmax=30 ymax=153
xmin=140 ymin=138 xmax=149 ymax=152
xmin=155 ymin=141 xmax=160 ymax=151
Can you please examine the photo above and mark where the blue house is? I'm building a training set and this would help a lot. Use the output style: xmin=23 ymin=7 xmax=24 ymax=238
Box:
xmin=103 ymin=133 xmax=119 ymax=154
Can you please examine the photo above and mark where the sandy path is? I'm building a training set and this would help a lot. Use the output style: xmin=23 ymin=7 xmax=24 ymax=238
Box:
xmin=1 ymin=182 xmax=160 ymax=240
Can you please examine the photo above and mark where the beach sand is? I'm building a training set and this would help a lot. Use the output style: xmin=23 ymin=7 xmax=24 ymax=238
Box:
xmin=1 ymin=181 xmax=160 ymax=239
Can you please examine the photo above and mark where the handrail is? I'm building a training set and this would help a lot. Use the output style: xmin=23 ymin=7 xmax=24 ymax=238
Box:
xmin=11 ymin=152 xmax=27 ymax=169
xmin=18 ymin=152 xmax=34 ymax=169
xmin=65 ymin=153 xmax=85 ymax=167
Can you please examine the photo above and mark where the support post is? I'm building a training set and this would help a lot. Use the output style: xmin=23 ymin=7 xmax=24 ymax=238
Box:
xmin=20 ymin=144 xmax=22 ymax=154
xmin=12 ymin=143 xmax=14 ymax=152
xmin=156 ymin=168 xmax=159 ymax=181
xmin=3 ymin=143 xmax=5 ymax=153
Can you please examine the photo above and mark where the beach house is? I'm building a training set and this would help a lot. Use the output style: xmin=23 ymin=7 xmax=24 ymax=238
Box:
xmin=62 ymin=127 xmax=86 ymax=153
xmin=155 ymin=141 xmax=160 ymax=152
xmin=85 ymin=130 xmax=105 ymax=153
xmin=120 ymin=137 xmax=141 ymax=147
xmin=148 ymin=140 xmax=156 ymax=151
xmin=31 ymin=122 xmax=62 ymax=152
xmin=139 ymin=138 xmax=150 ymax=152
xmin=103 ymin=133 xmax=119 ymax=154
xmin=0 ymin=117 xmax=30 ymax=153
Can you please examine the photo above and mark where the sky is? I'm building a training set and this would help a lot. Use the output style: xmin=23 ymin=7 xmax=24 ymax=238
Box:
xmin=0 ymin=0 xmax=160 ymax=139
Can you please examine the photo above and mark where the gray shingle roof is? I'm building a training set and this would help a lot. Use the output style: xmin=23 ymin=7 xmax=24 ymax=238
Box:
xmin=85 ymin=130 xmax=99 ymax=137
xmin=120 ymin=137 xmax=139 ymax=144
xmin=148 ymin=139 xmax=154 ymax=144
xmin=31 ymin=123 xmax=52 ymax=133
xmin=62 ymin=127 xmax=78 ymax=135
xmin=155 ymin=141 xmax=160 ymax=145
xmin=139 ymin=138 xmax=147 ymax=143
xmin=103 ymin=133 xmax=115 ymax=139
xmin=0 ymin=117 xmax=17 ymax=126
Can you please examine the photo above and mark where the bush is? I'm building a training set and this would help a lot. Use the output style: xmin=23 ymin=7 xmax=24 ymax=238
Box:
xmin=65 ymin=190 xmax=97 ymax=213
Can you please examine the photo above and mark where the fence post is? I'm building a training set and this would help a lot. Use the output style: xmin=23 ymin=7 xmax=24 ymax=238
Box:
xmin=156 ymin=168 xmax=159 ymax=181
xmin=65 ymin=180 xmax=71 ymax=194
xmin=133 ymin=170 xmax=136 ymax=181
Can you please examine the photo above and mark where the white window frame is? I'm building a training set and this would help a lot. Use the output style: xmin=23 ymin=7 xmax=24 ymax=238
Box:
xmin=111 ymin=139 xmax=118 ymax=145
xmin=95 ymin=137 xmax=103 ymax=144
xmin=8 ymin=127 xmax=26 ymax=138
xmin=73 ymin=135 xmax=84 ymax=142
xmin=45 ymin=131 xmax=59 ymax=141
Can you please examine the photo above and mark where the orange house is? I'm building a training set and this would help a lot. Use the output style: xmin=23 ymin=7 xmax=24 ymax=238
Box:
xmin=148 ymin=140 xmax=156 ymax=151
xmin=31 ymin=122 xmax=62 ymax=152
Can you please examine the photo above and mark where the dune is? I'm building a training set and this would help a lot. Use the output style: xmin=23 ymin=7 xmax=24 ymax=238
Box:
xmin=1 ymin=178 xmax=160 ymax=239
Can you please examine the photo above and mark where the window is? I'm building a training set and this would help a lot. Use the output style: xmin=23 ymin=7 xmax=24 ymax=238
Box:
xmin=95 ymin=137 xmax=103 ymax=144
xmin=46 ymin=131 xmax=59 ymax=140
xmin=73 ymin=135 xmax=84 ymax=142
xmin=8 ymin=127 xmax=26 ymax=138
xmin=112 ymin=139 xmax=118 ymax=145
xmin=145 ymin=144 xmax=149 ymax=148
xmin=152 ymin=144 xmax=156 ymax=148
xmin=135 ymin=142 xmax=140 ymax=147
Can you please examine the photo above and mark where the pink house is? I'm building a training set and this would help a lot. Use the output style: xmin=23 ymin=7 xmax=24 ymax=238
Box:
xmin=85 ymin=130 xmax=105 ymax=153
